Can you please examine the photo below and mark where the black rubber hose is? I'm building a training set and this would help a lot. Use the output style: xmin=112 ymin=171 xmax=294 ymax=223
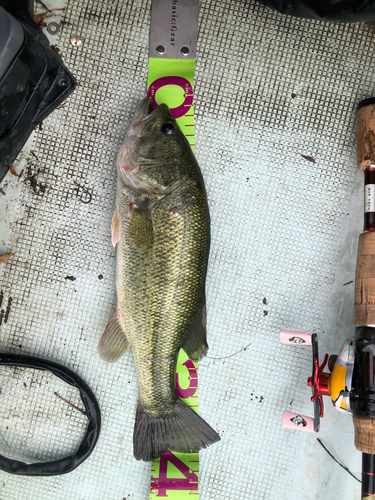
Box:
xmin=0 ymin=353 xmax=101 ymax=476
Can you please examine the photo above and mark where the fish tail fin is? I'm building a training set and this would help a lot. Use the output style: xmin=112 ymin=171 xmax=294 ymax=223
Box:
xmin=133 ymin=399 xmax=220 ymax=461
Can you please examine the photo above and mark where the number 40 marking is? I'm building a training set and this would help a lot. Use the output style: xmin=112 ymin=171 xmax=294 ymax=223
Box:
xmin=150 ymin=451 xmax=198 ymax=497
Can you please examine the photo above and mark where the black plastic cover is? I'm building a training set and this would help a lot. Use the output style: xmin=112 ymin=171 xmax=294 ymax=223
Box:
xmin=0 ymin=7 xmax=24 ymax=80
xmin=254 ymin=0 xmax=375 ymax=23
xmin=0 ymin=0 xmax=75 ymax=183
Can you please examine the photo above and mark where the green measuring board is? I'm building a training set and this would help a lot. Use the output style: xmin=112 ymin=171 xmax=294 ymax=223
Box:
xmin=147 ymin=0 xmax=200 ymax=494
xmin=147 ymin=53 xmax=200 ymax=500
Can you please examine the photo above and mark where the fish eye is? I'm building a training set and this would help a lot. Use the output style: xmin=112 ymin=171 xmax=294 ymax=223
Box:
xmin=161 ymin=123 xmax=174 ymax=134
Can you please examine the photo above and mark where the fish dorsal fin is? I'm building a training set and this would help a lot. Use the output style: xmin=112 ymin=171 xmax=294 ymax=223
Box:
xmin=128 ymin=204 xmax=153 ymax=249
xmin=98 ymin=305 xmax=130 ymax=362
xmin=182 ymin=301 xmax=208 ymax=361
xmin=111 ymin=208 xmax=121 ymax=248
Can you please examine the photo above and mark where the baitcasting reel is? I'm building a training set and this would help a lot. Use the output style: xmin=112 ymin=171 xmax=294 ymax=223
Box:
xmin=280 ymin=330 xmax=355 ymax=433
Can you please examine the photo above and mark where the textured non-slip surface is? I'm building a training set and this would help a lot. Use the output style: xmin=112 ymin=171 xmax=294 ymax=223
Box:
xmin=0 ymin=0 xmax=374 ymax=498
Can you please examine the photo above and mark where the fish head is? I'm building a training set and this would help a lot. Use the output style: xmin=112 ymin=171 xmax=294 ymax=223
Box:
xmin=117 ymin=98 xmax=188 ymax=193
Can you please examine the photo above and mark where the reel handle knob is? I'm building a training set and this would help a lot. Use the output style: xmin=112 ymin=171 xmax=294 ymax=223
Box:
xmin=279 ymin=330 xmax=312 ymax=345
xmin=282 ymin=411 xmax=314 ymax=432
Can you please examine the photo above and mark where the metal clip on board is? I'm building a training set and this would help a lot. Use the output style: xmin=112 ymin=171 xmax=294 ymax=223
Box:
xmin=279 ymin=99 xmax=375 ymax=499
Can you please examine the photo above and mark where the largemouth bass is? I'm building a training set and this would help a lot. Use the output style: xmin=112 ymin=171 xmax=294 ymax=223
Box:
xmin=98 ymin=98 xmax=220 ymax=461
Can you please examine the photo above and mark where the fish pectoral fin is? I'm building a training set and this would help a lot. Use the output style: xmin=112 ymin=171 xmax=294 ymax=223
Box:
xmin=98 ymin=304 xmax=130 ymax=362
xmin=111 ymin=208 xmax=121 ymax=248
xmin=182 ymin=301 xmax=208 ymax=361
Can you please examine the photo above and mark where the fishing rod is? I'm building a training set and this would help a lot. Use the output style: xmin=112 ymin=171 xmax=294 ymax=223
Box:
xmin=280 ymin=99 xmax=375 ymax=499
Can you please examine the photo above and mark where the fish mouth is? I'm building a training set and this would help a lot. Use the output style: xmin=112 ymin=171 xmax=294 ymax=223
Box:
xmin=132 ymin=97 xmax=169 ymax=129
xmin=132 ymin=97 xmax=153 ymax=125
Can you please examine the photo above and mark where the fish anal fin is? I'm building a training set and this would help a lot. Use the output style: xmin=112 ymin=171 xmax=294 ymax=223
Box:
xmin=111 ymin=208 xmax=121 ymax=248
xmin=98 ymin=304 xmax=130 ymax=362
xmin=182 ymin=302 xmax=208 ymax=361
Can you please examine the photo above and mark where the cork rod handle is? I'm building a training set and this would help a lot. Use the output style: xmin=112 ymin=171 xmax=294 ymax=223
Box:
xmin=357 ymin=103 xmax=375 ymax=172
xmin=354 ymin=415 xmax=375 ymax=454
xmin=354 ymin=231 xmax=375 ymax=326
